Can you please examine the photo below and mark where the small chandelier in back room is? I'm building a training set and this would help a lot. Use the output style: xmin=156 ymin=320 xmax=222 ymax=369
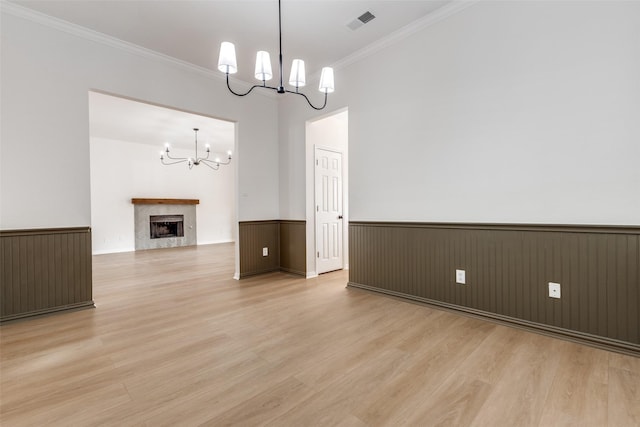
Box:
xmin=217 ymin=0 xmax=335 ymax=110
xmin=160 ymin=128 xmax=232 ymax=170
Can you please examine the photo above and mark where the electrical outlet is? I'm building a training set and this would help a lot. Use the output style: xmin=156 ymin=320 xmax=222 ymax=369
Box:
xmin=456 ymin=269 xmax=466 ymax=285
xmin=262 ymin=247 xmax=268 ymax=257
xmin=548 ymin=282 xmax=561 ymax=299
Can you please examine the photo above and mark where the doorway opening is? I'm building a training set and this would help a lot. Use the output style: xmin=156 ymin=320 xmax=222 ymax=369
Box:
xmin=305 ymin=109 xmax=348 ymax=276
xmin=88 ymin=91 xmax=237 ymax=256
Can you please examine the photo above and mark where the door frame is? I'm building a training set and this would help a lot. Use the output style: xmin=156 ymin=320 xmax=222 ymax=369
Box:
xmin=305 ymin=108 xmax=348 ymax=278
xmin=314 ymin=146 xmax=345 ymax=274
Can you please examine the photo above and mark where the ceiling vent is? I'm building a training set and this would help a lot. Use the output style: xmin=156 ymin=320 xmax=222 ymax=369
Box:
xmin=347 ymin=11 xmax=376 ymax=31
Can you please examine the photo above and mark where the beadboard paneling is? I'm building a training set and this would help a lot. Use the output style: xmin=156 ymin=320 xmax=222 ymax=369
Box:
xmin=348 ymin=222 xmax=640 ymax=354
xmin=280 ymin=220 xmax=306 ymax=276
xmin=239 ymin=220 xmax=307 ymax=278
xmin=1 ymin=227 xmax=94 ymax=322
xmin=238 ymin=221 xmax=280 ymax=278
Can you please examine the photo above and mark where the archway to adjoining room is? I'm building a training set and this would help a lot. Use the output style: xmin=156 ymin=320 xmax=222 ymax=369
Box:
xmin=87 ymin=91 xmax=237 ymax=262
xmin=305 ymin=108 xmax=348 ymax=277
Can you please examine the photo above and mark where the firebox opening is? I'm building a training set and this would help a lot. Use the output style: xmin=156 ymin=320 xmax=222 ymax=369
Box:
xmin=150 ymin=215 xmax=185 ymax=239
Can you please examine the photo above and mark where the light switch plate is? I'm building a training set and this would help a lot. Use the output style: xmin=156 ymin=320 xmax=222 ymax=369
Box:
xmin=456 ymin=269 xmax=466 ymax=285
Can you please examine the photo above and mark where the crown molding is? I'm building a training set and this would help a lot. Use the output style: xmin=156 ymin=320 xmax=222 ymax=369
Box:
xmin=0 ymin=2 xmax=216 ymax=79
xmin=0 ymin=1 xmax=277 ymax=98
xmin=3 ymin=0 xmax=479 ymax=95
xmin=329 ymin=0 xmax=481 ymax=74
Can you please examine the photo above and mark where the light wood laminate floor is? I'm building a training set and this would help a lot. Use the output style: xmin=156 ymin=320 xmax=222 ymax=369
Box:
xmin=1 ymin=243 xmax=639 ymax=426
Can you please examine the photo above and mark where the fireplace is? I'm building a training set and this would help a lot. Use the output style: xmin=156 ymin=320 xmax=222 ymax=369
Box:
xmin=150 ymin=215 xmax=184 ymax=239
xmin=132 ymin=198 xmax=198 ymax=250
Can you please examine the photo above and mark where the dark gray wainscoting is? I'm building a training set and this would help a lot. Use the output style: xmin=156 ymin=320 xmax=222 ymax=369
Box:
xmin=239 ymin=221 xmax=280 ymax=278
xmin=1 ymin=227 xmax=94 ymax=322
xmin=238 ymin=220 xmax=306 ymax=278
xmin=280 ymin=220 xmax=306 ymax=276
xmin=348 ymin=222 xmax=640 ymax=355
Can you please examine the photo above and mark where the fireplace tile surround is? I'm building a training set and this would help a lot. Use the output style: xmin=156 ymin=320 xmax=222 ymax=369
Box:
xmin=132 ymin=198 xmax=198 ymax=250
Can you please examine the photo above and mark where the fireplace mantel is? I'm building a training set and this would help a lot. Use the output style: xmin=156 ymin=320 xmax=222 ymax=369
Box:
xmin=131 ymin=198 xmax=199 ymax=205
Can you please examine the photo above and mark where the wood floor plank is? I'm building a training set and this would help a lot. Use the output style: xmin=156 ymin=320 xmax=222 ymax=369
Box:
xmin=450 ymin=323 xmax=525 ymax=386
xmin=202 ymin=376 xmax=315 ymax=426
xmin=538 ymin=342 xmax=609 ymax=426
xmin=608 ymin=367 xmax=640 ymax=426
xmin=1 ymin=243 xmax=638 ymax=426
xmin=471 ymin=333 xmax=571 ymax=427
xmin=406 ymin=375 xmax=493 ymax=426
xmin=609 ymin=351 xmax=640 ymax=375
xmin=352 ymin=316 xmax=496 ymax=426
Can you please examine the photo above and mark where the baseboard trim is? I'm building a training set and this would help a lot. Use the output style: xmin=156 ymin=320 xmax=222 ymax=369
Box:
xmin=347 ymin=281 xmax=640 ymax=357
xmin=0 ymin=301 xmax=96 ymax=324
xmin=239 ymin=267 xmax=281 ymax=279
xmin=279 ymin=267 xmax=306 ymax=277
xmin=240 ymin=267 xmax=306 ymax=279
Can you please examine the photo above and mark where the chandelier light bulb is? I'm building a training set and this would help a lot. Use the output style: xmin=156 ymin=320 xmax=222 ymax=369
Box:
xmin=319 ymin=67 xmax=335 ymax=93
xmin=255 ymin=51 xmax=273 ymax=81
xmin=289 ymin=59 xmax=306 ymax=88
xmin=218 ymin=42 xmax=238 ymax=74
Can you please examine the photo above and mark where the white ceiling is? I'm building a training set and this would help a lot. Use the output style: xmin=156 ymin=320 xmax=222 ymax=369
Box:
xmin=16 ymin=1 xmax=452 ymax=150
xmin=13 ymin=0 xmax=451 ymax=84
xmin=89 ymin=92 xmax=235 ymax=152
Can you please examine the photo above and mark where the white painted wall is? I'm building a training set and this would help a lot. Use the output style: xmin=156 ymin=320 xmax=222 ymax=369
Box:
xmin=1 ymin=7 xmax=279 ymax=233
xmin=279 ymin=0 xmax=640 ymax=226
xmin=278 ymin=96 xmax=349 ymax=220
xmin=90 ymin=137 xmax=235 ymax=254
xmin=305 ymin=111 xmax=349 ymax=276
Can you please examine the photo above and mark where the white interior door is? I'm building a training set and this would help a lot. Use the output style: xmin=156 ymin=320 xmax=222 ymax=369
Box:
xmin=315 ymin=148 xmax=343 ymax=274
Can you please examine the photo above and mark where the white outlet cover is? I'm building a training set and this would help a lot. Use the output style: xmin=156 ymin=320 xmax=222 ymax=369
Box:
xmin=456 ymin=269 xmax=466 ymax=285
xmin=262 ymin=247 xmax=268 ymax=257
xmin=548 ymin=282 xmax=561 ymax=298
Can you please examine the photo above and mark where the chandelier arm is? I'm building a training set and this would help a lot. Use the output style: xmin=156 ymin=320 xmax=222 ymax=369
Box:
xmin=164 ymin=151 xmax=189 ymax=161
xmin=161 ymin=158 xmax=188 ymax=166
xmin=226 ymin=74 xmax=278 ymax=97
xmin=204 ymin=157 xmax=232 ymax=166
xmin=284 ymin=90 xmax=328 ymax=110
xmin=201 ymin=157 xmax=230 ymax=167
xmin=200 ymin=160 xmax=220 ymax=170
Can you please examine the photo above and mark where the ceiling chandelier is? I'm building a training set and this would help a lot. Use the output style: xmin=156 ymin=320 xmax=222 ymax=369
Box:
xmin=217 ymin=0 xmax=335 ymax=110
xmin=160 ymin=128 xmax=232 ymax=170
